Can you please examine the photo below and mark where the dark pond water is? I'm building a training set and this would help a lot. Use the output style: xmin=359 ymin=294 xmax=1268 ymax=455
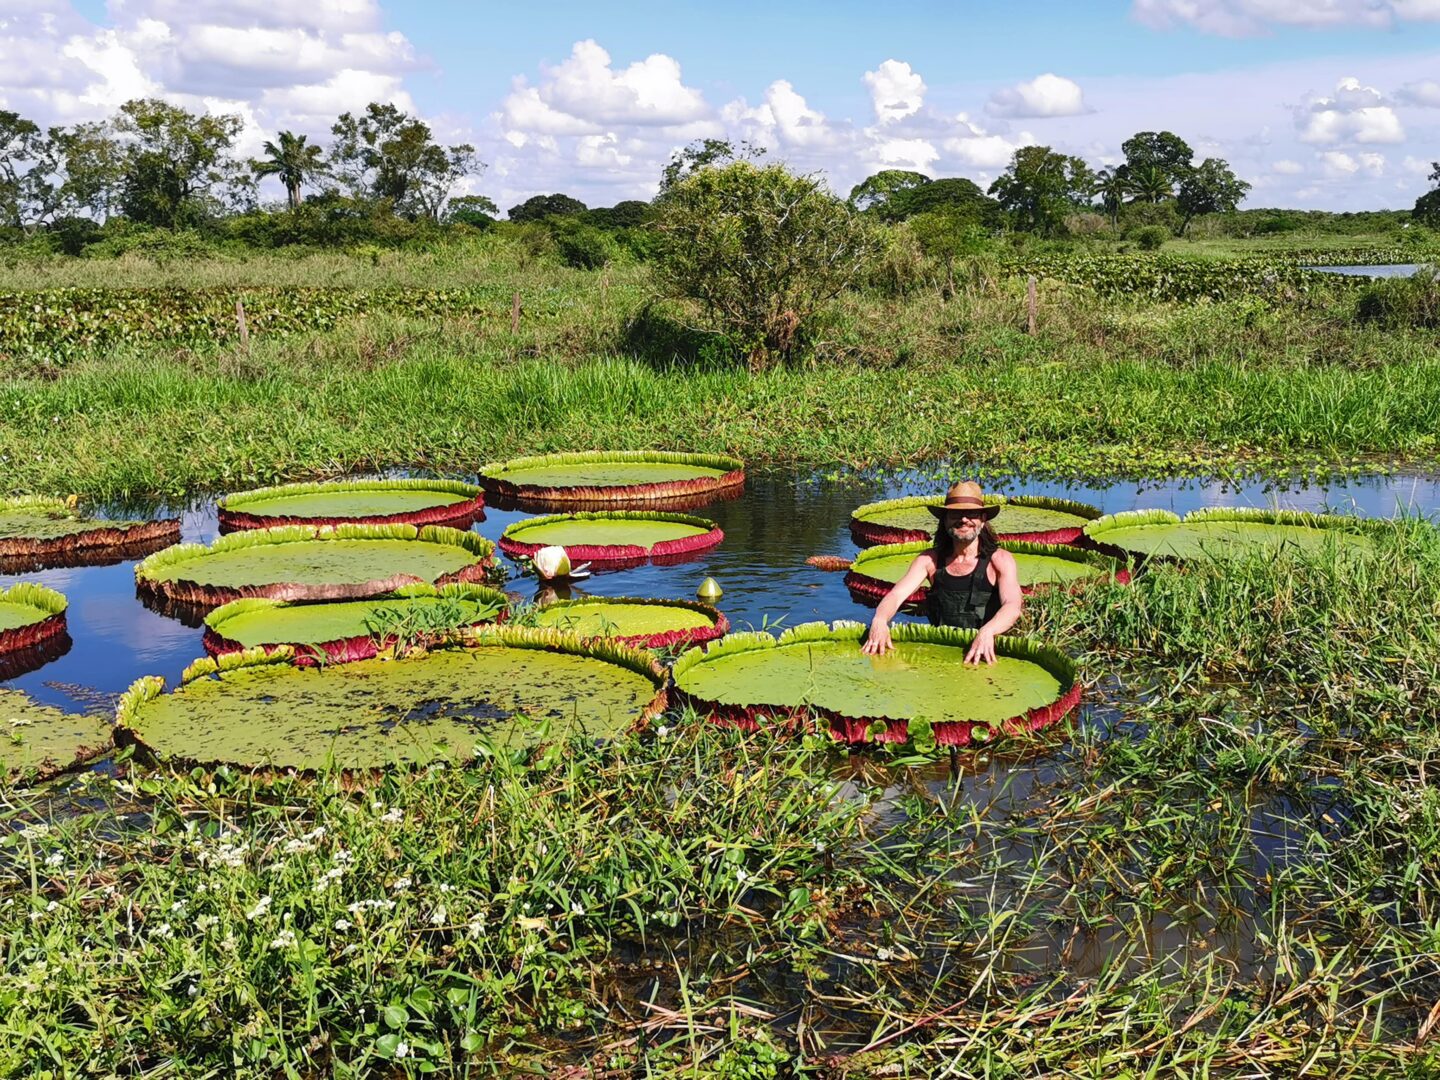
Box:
xmin=1306 ymin=263 xmax=1431 ymax=277
xmin=4 ymin=467 xmax=1438 ymax=715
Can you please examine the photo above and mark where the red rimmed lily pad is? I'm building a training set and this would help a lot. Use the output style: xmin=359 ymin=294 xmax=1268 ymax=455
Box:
xmin=672 ymin=622 xmax=1079 ymax=748
xmin=842 ymin=540 xmax=1128 ymax=610
xmin=202 ymin=582 xmax=509 ymax=664
xmin=480 ymin=451 xmax=744 ymax=509
xmin=0 ymin=496 xmax=179 ymax=568
xmin=0 ymin=582 xmax=68 ymax=659
xmin=1083 ymin=507 xmax=1383 ymax=563
xmin=135 ymin=523 xmax=494 ymax=611
xmin=498 ymin=511 xmax=723 ymax=568
xmin=116 ymin=628 xmax=668 ymax=772
xmin=850 ymin=494 xmax=1100 ymax=548
xmin=218 ymin=478 xmax=484 ymax=532
xmin=532 ymin=596 xmax=728 ymax=649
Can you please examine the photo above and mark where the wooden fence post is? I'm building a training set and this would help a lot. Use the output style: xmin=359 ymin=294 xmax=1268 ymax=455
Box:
xmin=235 ymin=299 xmax=250 ymax=352
xmin=1026 ymin=276 xmax=1038 ymax=335
xmin=511 ymin=292 xmax=521 ymax=334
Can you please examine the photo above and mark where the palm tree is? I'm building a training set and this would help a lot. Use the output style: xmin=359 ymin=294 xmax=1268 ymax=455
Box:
xmin=251 ymin=131 xmax=325 ymax=211
xmin=1094 ymin=167 xmax=1129 ymax=227
xmin=1126 ymin=163 xmax=1173 ymax=205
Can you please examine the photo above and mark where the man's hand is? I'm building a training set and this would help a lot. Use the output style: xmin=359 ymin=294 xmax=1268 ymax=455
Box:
xmin=861 ymin=620 xmax=893 ymax=656
xmin=965 ymin=628 xmax=997 ymax=665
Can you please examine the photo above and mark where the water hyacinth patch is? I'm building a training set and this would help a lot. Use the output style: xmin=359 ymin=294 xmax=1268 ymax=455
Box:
xmin=479 ymin=450 xmax=744 ymax=509
xmin=672 ymin=621 xmax=1079 ymax=747
xmin=217 ymin=477 xmax=485 ymax=532
xmin=134 ymin=523 xmax=494 ymax=610
xmin=497 ymin=510 xmax=723 ymax=568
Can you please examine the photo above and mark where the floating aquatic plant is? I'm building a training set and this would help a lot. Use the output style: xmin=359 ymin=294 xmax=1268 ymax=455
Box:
xmin=0 ymin=582 xmax=68 ymax=659
xmin=849 ymin=493 xmax=1101 ymax=548
xmin=218 ymin=478 xmax=485 ymax=531
xmin=532 ymin=596 xmax=728 ymax=649
xmin=135 ymin=523 xmax=494 ymax=610
xmin=1084 ymin=506 xmax=1384 ymax=563
xmin=117 ymin=628 xmax=667 ymax=771
xmin=479 ymin=450 xmax=744 ymax=508
xmin=498 ymin=510 xmax=723 ymax=567
xmin=1 ymin=687 xmax=111 ymax=784
xmin=0 ymin=495 xmax=179 ymax=565
xmin=672 ymin=621 xmax=1079 ymax=747
xmin=201 ymin=582 xmax=509 ymax=664
xmin=842 ymin=539 xmax=1127 ymax=609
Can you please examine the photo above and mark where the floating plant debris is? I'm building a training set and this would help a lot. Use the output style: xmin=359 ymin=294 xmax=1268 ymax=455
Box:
xmin=672 ymin=621 xmax=1079 ymax=747
xmin=117 ymin=629 xmax=667 ymax=770
xmin=218 ymin=478 xmax=484 ymax=531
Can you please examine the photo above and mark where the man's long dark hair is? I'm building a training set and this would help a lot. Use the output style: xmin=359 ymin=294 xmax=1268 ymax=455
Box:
xmin=932 ymin=516 xmax=998 ymax=566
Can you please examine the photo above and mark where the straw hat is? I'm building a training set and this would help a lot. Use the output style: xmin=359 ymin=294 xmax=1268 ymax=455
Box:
xmin=927 ymin=481 xmax=1000 ymax=520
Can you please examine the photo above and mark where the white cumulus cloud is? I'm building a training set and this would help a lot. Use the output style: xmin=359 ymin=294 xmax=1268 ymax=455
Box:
xmin=1297 ymin=77 xmax=1405 ymax=144
xmin=1396 ymin=79 xmax=1440 ymax=107
xmin=863 ymin=59 xmax=926 ymax=124
xmin=986 ymin=73 xmax=1090 ymax=118
xmin=1319 ymin=149 xmax=1386 ymax=175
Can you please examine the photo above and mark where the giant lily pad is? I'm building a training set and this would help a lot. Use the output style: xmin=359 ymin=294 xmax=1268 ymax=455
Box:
xmin=533 ymin=596 xmax=728 ymax=649
xmin=1083 ymin=508 xmax=1381 ymax=562
xmin=480 ymin=451 xmax=744 ymax=508
xmin=0 ymin=582 xmax=68 ymax=658
xmin=843 ymin=540 xmax=1127 ymax=609
xmin=673 ymin=622 xmax=1079 ymax=747
xmin=135 ymin=523 xmax=494 ymax=610
xmin=850 ymin=494 xmax=1100 ymax=548
xmin=498 ymin=511 xmax=723 ymax=567
xmin=117 ymin=629 xmax=667 ymax=770
xmin=218 ymin=478 xmax=484 ymax=531
xmin=2 ymin=688 xmax=110 ymax=784
xmin=202 ymin=583 xmax=510 ymax=664
xmin=0 ymin=495 xmax=179 ymax=566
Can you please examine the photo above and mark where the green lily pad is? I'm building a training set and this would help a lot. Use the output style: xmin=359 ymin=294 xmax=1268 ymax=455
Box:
xmin=480 ymin=450 xmax=744 ymax=505
xmin=1084 ymin=508 xmax=1381 ymax=561
xmin=850 ymin=494 xmax=1099 ymax=546
xmin=0 ymin=583 xmax=65 ymax=633
xmin=218 ymin=478 xmax=483 ymax=529
xmin=673 ymin=622 xmax=1078 ymax=747
xmin=118 ymin=630 xmax=667 ymax=770
xmin=851 ymin=541 xmax=1117 ymax=590
xmin=498 ymin=511 xmax=722 ymax=564
xmin=203 ymin=584 xmax=508 ymax=657
xmin=1 ymin=688 xmax=110 ymax=784
xmin=136 ymin=524 xmax=493 ymax=609
xmin=0 ymin=496 xmax=179 ymax=562
xmin=532 ymin=597 xmax=726 ymax=647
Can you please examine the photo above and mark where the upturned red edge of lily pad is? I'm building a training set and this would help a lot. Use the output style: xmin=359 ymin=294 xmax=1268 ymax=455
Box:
xmin=849 ymin=520 xmax=1087 ymax=548
xmin=674 ymin=678 xmax=1083 ymax=748
xmin=0 ymin=519 xmax=181 ymax=561
xmin=497 ymin=527 xmax=724 ymax=567
xmin=218 ymin=494 xmax=485 ymax=533
xmin=0 ymin=611 xmax=67 ymax=657
xmin=139 ymin=561 xmax=493 ymax=612
xmin=482 ymin=469 xmax=745 ymax=507
xmin=202 ymin=606 xmax=508 ymax=666
xmin=842 ymin=566 xmax=1131 ymax=608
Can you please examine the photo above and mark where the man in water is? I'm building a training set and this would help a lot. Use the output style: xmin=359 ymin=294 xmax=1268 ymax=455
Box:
xmin=861 ymin=482 xmax=1023 ymax=664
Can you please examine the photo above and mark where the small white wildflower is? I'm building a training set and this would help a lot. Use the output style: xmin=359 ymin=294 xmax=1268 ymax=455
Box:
xmin=438 ymin=883 xmax=453 ymax=893
xmin=170 ymin=900 xmax=187 ymax=915
xmin=187 ymin=983 xmax=199 ymax=998
xmin=220 ymin=933 xmax=238 ymax=951
xmin=45 ymin=900 xmax=59 ymax=912
xmin=21 ymin=824 xmax=50 ymax=840
xmin=333 ymin=918 xmax=353 ymax=932
xmin=655 ymin=725 xmax=670 ymax=738
xmin=813 ymin=840 xmax=826 ymax=853
xmin=876 ymin=947 xmax=892 ymax=961
xmin=429 ymin=904 xmax=447 ymax=926
xmin=44 ymin=852 xmax=65 ymax=868
xmin=195 ymin=914 xmax=218 ymax=932
xmin=269 ymin=929 xmax=296 ymax=950
xmin=370 ymin=801 xmax=385 ymax=812
xmin=466 ymin=914 xmax=486 ymax=938
xmin=394 ymin=1041 xmax=410 ymax=1060
xmin=735 ymin=868 xmax=749 ymax=884
xmin=380 ymin=808 xmax=404 ymax=824
xmin=150 ymin=923 xmax=174 ymax=940
xmin=570 ymin=901 xmax=585 ymax=917
xmin=246 ymin=895 xmax=272 ymax=920
xmin=389 ymin=876 xmax=411 ymax=893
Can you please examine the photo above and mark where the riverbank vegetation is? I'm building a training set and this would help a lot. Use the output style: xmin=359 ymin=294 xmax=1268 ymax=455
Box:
xmin=3 ymin=523 xmax=1437 ymax=1075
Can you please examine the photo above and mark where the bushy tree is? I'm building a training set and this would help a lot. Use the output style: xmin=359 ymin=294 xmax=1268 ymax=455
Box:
xmin=508 ymin=193 xmax=587 ymax=223
xmin=586 ymin=200 xmax=653 ymax=229
xmin=113 ymin=99 xmax=250 ymax=228
xmin=330 ymin=103 xmax=479 ymax=221
xmin=442 ymin=194 xmax=499 ymax=228
xmin=658 ymin=138 xmax=763 ymax=193
xmin=988 ymin=146 xmax=1094 ymax=236
xmin=1176 ymin=158 xmax=1250 ymax=234
xmin=0 ymin=111 xmax=62 ymax=229
xmin=653 ymin=161 xmax=874 ymax=368
xmin=1413 ymin=162 xmax=1440 ymax=228
xmin=847 ymin=169 xmax=929 ymax=214
xmin=1120 ymin=131 xmax=1194 ymax=189
xmin=885 ymin=178 xmax=999 ymax=225
xmin=53 ymin=121 xmax=124 ymax=222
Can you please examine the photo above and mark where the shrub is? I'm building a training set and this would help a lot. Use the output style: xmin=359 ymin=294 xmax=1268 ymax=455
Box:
xmin=551 ymin=219 xmax=620 ymax=270
xmin=652 ymin=161 xmax=874 ymax=368
xmin=1132 ymin=225 xmax=1170 ymax=251
xmin=1353 ymin=269 xmax=1440 ymax=330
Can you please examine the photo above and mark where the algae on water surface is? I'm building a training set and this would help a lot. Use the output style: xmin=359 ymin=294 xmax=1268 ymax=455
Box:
xmin=676 ymin=640 xmax=1062 ymax=725
xmin=127 ymin=647 xmax=659 ymax=769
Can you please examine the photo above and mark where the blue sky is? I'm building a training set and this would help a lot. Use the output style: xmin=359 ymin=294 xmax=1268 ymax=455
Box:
xmin=7 ymin=0 xmax=1440 ymax=211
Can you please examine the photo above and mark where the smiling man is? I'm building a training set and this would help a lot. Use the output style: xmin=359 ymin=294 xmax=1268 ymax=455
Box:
xmin=860 ymin=482 xmax=1024 ymax=665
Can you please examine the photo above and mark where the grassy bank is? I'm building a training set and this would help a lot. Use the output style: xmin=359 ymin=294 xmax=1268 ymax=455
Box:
xmin=4 ymin=524 xmax=1438 ymax=1075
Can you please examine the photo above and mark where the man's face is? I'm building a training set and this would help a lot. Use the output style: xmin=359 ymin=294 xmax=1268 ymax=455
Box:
xmin=945 ymin=510 xmax=985 ymax=542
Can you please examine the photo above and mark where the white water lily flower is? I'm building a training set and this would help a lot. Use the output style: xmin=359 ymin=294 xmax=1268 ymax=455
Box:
xmin=531 ymin=546 xmax=571 ymax=580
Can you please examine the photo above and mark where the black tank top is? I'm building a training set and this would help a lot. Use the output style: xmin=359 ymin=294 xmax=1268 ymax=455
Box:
xmin=925 ymin=550 xmax=1000 ymax=630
